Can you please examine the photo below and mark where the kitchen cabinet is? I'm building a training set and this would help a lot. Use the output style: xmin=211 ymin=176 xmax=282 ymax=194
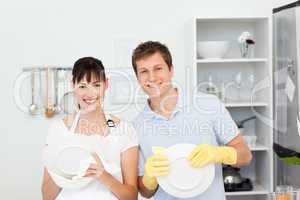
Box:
xmin=187 ymin=17 xmax=273 ymax=200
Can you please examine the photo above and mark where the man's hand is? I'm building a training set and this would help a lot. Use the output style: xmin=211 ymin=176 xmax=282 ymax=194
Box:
xmin=187 ymin=144 xmax=237 ymax=168
xmin=142 ymin=147 xmax=170 ymax=190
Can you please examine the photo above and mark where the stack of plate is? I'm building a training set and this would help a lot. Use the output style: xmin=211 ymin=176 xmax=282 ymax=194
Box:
xmin=157 ymin=143 xmax=215 ymax=198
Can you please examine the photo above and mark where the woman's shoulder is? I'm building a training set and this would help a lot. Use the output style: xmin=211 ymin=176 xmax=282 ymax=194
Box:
xmin=108 ymin=115 xmax=138 ymax=151
xmin=109 ymin=115 xmax=132 ymax=129
xmin=109 ymin=114 xmax=121 ymax=126
xmin=48 ymin=114 xmax=75 ymax=135
xmin=107 ymin=114 xmax=134 ymax=134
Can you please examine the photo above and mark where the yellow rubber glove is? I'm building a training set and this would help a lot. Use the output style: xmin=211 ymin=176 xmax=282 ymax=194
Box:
xmin=142 ymin=147 xmax=170 ymax=190
xmin=187 ymin=144 xmax=237 ymax=168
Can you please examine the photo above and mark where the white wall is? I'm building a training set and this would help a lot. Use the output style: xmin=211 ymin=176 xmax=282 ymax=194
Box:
xmin=0 ymin=0 xmax=273 ymax=199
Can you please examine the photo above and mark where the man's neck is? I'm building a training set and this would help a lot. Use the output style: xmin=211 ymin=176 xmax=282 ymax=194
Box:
xmin=149 ymin=87 xmax=178 ymax=119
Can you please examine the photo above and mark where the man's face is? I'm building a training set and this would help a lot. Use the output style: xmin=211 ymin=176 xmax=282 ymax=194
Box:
xmin=135 ymin=52 xmax=174 ymax=98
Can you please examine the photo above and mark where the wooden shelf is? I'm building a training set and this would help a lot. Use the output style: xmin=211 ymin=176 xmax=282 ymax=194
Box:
xmin=225 ymin=183 xmax=269 ymax=196
xmin=196 ymin=58 xmax=268 ymax=63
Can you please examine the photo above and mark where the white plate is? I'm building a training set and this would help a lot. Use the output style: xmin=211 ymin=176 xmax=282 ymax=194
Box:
xmin=157 ymin=143 xmax=215 ymax=198
xmin=43 ymin=134 xmax=122 ymax=188
xmin=55 ymin=145 xmax=92 ymax=176
xmin=48 ymin=169 xmax=93 ymax=189
xmin=43 ymin=145 xmax=94 ymax=188
xmin=44 ymin=143 xmax=122 ymax=179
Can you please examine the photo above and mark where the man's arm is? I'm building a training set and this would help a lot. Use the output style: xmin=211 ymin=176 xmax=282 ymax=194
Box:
xmin=137 ymin=148 xmax=169 ymax=199
xmin=226 ymin=134 xmax=252 ymax=167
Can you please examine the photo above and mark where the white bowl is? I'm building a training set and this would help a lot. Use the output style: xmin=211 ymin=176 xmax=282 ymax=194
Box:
xmin=197 ymin=41 xmax=230 ymax=59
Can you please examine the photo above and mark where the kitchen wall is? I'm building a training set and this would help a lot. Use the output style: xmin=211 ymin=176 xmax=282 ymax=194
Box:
xmin=0 ymin=0 xmax=275 ymax=199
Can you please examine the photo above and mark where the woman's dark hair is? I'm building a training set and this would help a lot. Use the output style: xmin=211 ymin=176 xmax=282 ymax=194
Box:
xmin=72 ymin=57 xmax=106 ymax=84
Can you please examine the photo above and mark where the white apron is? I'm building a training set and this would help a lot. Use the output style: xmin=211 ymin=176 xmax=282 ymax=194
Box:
xmin=44 ymin=112 xmax=137 ymax=200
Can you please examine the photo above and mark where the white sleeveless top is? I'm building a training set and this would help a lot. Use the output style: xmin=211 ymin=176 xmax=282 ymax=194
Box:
xmin=44 ymin=112 xmax=138 ymax=200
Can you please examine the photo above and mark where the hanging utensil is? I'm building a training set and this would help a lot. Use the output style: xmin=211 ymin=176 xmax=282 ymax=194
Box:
xmin=28 ymin=70 xmax=38 ymax=115
xmin=38 ymin=68 xmax=43 ymax=110
xmin=45 ymin=67 xmax=55 ymax=118
xmin=53 ymin=68 xmax=61 ymax=114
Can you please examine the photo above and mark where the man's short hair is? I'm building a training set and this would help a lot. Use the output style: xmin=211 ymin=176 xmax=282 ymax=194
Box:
xmin=131 ymin=41 xmax=173 ymax=75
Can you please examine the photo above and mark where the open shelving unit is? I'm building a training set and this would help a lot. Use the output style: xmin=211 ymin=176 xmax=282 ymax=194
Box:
xmin=250 ymin=143 xmax=269 ymax=151
xmin=196 ymin=58 xmax=268 ymax=63
xmin=224 ymin=102 xmax=268 ymax=108
xmin=188 ymin=17 xmax=273 ymax=200
xmin=226 ymin=183 xmax=269 ymax=196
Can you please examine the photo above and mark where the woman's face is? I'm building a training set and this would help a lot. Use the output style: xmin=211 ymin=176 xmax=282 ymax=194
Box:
xmin=73 ymin=74 xmax=108 ymax=113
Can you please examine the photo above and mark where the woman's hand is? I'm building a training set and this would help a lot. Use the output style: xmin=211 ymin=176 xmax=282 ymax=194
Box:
xmin=84 ymin=152 xmax=107 ymax=180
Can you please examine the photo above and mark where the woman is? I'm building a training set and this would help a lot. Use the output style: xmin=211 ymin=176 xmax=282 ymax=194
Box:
xmin=41 ymin=57 xmax=138 ymax=200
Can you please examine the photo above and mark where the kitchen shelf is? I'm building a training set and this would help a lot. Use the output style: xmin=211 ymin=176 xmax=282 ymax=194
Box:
xmin=196 ymin=58 xmax=268 ymax=63
xmin=189 ymin=16 xmax=273 ymax=200
xmin=224 ymin=102 xmax=268 ymax=108
xmin=22 ymin=66 xmax=72 ymax=72
xmin=196 ymin=17 xmax=269 ymax=23
xmin=250 ymin=143 xmax=269 ymax=151
xmin=225 ymin=183 xmax=269 ymax=196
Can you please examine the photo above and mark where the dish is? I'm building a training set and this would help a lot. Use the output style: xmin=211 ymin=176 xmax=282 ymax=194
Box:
xmin=55 ymin=145 xmax=93 ymax=177
xmin=197 ymin=41 xmax=230 ymax=59
xmin=44 ymin=145 xmax=95 ymax=188
xmin=43 ymin=138 xmax=122 ymax=188
xmin=48 ymin=169 xmax=93 ymax=189
xmin=157 ymin=143 xmax=215 ymax=198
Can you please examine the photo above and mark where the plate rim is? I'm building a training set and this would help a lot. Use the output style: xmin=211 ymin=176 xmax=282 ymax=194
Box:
xmin=157 ymin=143 xmax=215 ymax=198
xmin=55 ymin=144 xmax=91 ymax=176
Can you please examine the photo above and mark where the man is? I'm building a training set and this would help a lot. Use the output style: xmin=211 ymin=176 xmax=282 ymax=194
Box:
xmin=131 ymin=41 xmax=252 ymax=200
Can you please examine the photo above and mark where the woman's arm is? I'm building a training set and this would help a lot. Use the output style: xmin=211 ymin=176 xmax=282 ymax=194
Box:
xmin=104 ymin=147 xmax=138 ymax=200
xmin=137 ymin=176 xmax=158 ymax=198
xmin=41 ymin=168 xmax=61 ymax=200
xmin=85 ymin=147 xmax=138 ymax=200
